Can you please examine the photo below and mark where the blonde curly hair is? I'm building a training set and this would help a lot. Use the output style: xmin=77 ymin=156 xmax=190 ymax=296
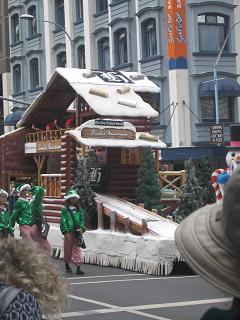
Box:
xmin=0 ymin=238 xmax=67 ymax=319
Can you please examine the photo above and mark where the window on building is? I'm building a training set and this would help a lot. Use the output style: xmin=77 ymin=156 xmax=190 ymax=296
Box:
xmin=142 ymin=19 xmax=157 ymax=58
xmin=198 ymin=14 xmax=228 ymax=52
xmin=11 ymin=14 xmax=20 ymax=44
xmin=27 ymin=5 xmax=37 ymax=37
xmin=55 ymin=0 xmax=65 ymax=28
xmin=115 ymin=28 xmax=128 ymax=65
xmin=201 ymin=96 xmax=233 ymax=122
xmin=13 ymin=64 xmax=21 ymax=93
xmin=57 ymin=51 xmax=66 ymax=67
xmin=76 ymin=0 xmax=83 ymax=21
xmin=96 ymin=0 xmax=108 ymax=14
xmin=98 ymin=37 xmax=110 ymax=70
xmin=29 ymin=58 xmax=39 ymax=89
xmin=77 ymin=45 xmax=85 ymax=68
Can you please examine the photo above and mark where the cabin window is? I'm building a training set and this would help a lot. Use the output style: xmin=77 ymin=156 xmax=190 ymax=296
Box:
xmin=27 ymin=5 xmax=37 ymax=37
xmin=121 ymin=148 xmax=143 ymax=165
xmin=77 ymin=45 xmax=86 ymax=68
xmin=29 ymin=58 xmax=39 ymax=89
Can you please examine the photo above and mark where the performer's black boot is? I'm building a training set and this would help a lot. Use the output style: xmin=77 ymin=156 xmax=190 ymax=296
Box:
xmin=65 ymin=263 xmax=72 ymax=273
xmin=76 ymin=266 xmax=84 ymax=275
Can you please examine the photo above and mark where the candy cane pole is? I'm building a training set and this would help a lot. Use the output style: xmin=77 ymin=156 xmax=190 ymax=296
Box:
xmin=212 ymin=169 xmax=225 ymax=202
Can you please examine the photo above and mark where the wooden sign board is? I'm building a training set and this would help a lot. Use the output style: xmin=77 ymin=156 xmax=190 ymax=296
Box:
xmin=210 ymin=124 xmax=224 ymax=144
xmin=81 ymin=127 xmax=136 ymax=140
xmin=25 ymin=140 xmax=62 ymax=154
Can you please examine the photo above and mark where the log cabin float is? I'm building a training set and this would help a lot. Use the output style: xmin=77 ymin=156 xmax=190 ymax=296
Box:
xmin=0 ymin=68 xmax=176 ymax=236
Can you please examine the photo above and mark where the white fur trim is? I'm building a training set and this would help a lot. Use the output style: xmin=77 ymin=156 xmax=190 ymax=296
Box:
xmin=19 ymin=184 xmax=31 ymax=193
xmin=0 ymin=189 xmax=8 ymax=198
xmin=64 ymin=194 xmax=80 ymax=200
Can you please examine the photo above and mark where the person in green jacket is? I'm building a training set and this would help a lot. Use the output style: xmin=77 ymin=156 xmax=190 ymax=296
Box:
xmin=0 ymin=189 xmax=14 ymax=238
xmin=11 ymin=184 xmax=51 ymax=254
xmin=60 ymin=188 xmax=85 ymax=275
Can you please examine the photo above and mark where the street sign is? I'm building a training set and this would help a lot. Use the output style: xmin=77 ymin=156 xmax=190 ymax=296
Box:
xmin=210 ymin=124 xmax=224 ymax=144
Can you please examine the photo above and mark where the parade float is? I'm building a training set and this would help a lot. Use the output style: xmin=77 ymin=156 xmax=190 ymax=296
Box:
xmin=0 ymin=68 xmax=180 ymax=274
xmin=212 ymin=124 xmax=240 ymax=201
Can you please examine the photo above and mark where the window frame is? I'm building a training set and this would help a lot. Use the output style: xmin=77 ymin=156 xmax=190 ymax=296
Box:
xmin=98 ymin=37 xmax=110 ymax=70
xmin=198 ymin=13 xmax=228 ymax=52
xmin=142 ymin=18 xmax=157 ymax=58
xmin=200 ymin=96 xmax=234 ymax=123
xmin=56 ymin=51 xmax=66 ymax=67
xmin=29 ymin=58 xmax=39 ymax=90
xmin=13 ymin=64 xmax=21 ymax=94
xmin=27 ymin=5 xmax=37 ymax=37
xmin=55 ymin=0 xmax=65 ymax=29
xmin=77 ymin=45 xmax=86 ymax=69
xmin=115 ymin=28 xmax=128 ymax=66
xmin=76 ymin=0 xmax=83 ymax=22
xmin=96 ymin=0 xmax=108 ymax=14
xmin=11 ymin=13 xmax=20 ymax=44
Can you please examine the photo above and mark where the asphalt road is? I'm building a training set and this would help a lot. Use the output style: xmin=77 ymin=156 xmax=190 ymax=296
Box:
xmin=54 ymin=260 xmax=232 ymax=320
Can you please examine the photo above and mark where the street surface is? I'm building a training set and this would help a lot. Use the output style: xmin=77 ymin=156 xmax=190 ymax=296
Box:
xmin=54 ymin=260 xmax=232 ymax=320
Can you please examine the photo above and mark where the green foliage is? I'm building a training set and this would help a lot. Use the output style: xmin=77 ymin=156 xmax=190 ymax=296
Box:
xmin=136 ymin=147 xmax=162 ymax=214
xmin=73 ymin=156 xmax=96 ymax=218
xmin=174 ymin=159 xmax=204 ymax=223
xmin=195 ymin=157 xmax=215 ymax=205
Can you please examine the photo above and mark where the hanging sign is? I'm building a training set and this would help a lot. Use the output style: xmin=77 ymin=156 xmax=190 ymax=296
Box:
xmin=210 ymin=124 xmax=224 ymax=144
xmin=166 ymin=0 xmax=188 ymax=70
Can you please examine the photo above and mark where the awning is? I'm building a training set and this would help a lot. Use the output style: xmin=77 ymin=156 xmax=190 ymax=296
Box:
xmin=4 ymin=110 xmax=24 ymax=126
xmin=199 ymin=78 xmax=240 ymax=97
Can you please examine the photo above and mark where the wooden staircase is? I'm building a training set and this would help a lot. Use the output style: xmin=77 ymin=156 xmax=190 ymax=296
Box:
xmin=42 ymin=197 xmax=64 ymax=223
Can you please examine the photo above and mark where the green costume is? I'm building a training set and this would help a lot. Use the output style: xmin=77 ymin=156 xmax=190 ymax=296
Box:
xmin=60 ymin=206 xmax=85 ymax=235
xmin=0 ymin=205 xmax=14 ymax=235
xmin=11 ymin=186 xmax=44 ymax=227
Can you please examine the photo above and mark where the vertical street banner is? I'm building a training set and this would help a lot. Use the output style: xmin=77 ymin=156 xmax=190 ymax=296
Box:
xmin=166 ymin=0 xmax=188 ymax=70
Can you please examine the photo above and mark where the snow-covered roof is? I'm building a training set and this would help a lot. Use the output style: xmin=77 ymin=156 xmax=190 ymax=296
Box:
xmin=17 ymin=68 xmax=160 ymax=128
xmin=69 ymin=119 xmax=167 ymax=148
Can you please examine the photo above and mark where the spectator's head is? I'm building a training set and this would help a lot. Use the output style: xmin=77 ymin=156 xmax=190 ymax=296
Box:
xmin=175 ymin=168 xmax=240 ymax=299
xmin=0 ymin=238 xmax=67 ymax=318
xmin=0 ymin=189 xmax=8 ymax=204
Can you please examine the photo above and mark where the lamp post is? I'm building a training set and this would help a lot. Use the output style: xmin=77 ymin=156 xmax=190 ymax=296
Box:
xmin=20 ymin=14 xmax=75 ymax=67
xmin=213 ymin=21 xmax=240 ymax=124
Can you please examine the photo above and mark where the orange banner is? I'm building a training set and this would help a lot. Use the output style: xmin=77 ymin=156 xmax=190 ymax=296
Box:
xmin=166 ymin=0 xmax=187 ymax=69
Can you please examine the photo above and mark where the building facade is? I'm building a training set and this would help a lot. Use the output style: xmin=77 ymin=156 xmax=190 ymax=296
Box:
xmin=5 ymin=0 xmax=240 ymax=163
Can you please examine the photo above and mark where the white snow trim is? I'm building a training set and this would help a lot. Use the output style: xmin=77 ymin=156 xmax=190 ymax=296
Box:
xmin=69 ymin=131 xmax=166 ymax=148
xmin=55 ymin=68 xmax=160 ymax=93
xmin=82 ymin=231 xmax=180 ymax=275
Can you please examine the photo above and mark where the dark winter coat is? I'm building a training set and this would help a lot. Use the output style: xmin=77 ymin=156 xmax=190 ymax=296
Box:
xmin=201 ymin=307 xmax=240 ymax=320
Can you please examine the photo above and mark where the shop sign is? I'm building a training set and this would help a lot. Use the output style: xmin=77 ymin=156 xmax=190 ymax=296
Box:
xmin=25 ymin=142 xmax=37 ymax=154
xmin=95 ymin=119 xmax=124 ymax=127
xmin=81 ymin=127 xmax=136 ymax=140
xmin=88 ymin=167 xmax=108 ymax=187
xmin=36 ymin=140 xmax=62 ymax=153
xmin=210 ymin=124 xmax=224 ymax=144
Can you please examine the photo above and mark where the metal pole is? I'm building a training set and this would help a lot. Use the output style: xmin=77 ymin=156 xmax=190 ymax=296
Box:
xmin=0 ymin=96 xmax=30 ymax=106
xmin=213 ymin=67 xmax=219 ymax=124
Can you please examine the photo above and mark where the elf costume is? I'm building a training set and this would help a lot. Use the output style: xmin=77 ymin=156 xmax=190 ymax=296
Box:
xmin=60 ymin=188 xmax=85 ymax=275
xmin=11 ymin=184 xmax=51 ymax=254
xmin=0 ymin=189 xmax=14 ymax=238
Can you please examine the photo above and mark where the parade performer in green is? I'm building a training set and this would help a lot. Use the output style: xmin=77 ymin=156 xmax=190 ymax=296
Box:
xmin=0 ymin=189 xmax=14 ymax=238
xmin=11 ymin=184 xmax=51 ymax=254
xmin=60 ymin=189 xmax=85 ymax=275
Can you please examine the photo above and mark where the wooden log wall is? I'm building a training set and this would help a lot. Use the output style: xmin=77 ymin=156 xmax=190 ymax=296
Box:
xmin=60 ymin=133 xmax=77 ymax=197
xmin=0 ymin=128 xmax=35 ymax=189
xmin=106 ymin=148 xmax=140 ymax=201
